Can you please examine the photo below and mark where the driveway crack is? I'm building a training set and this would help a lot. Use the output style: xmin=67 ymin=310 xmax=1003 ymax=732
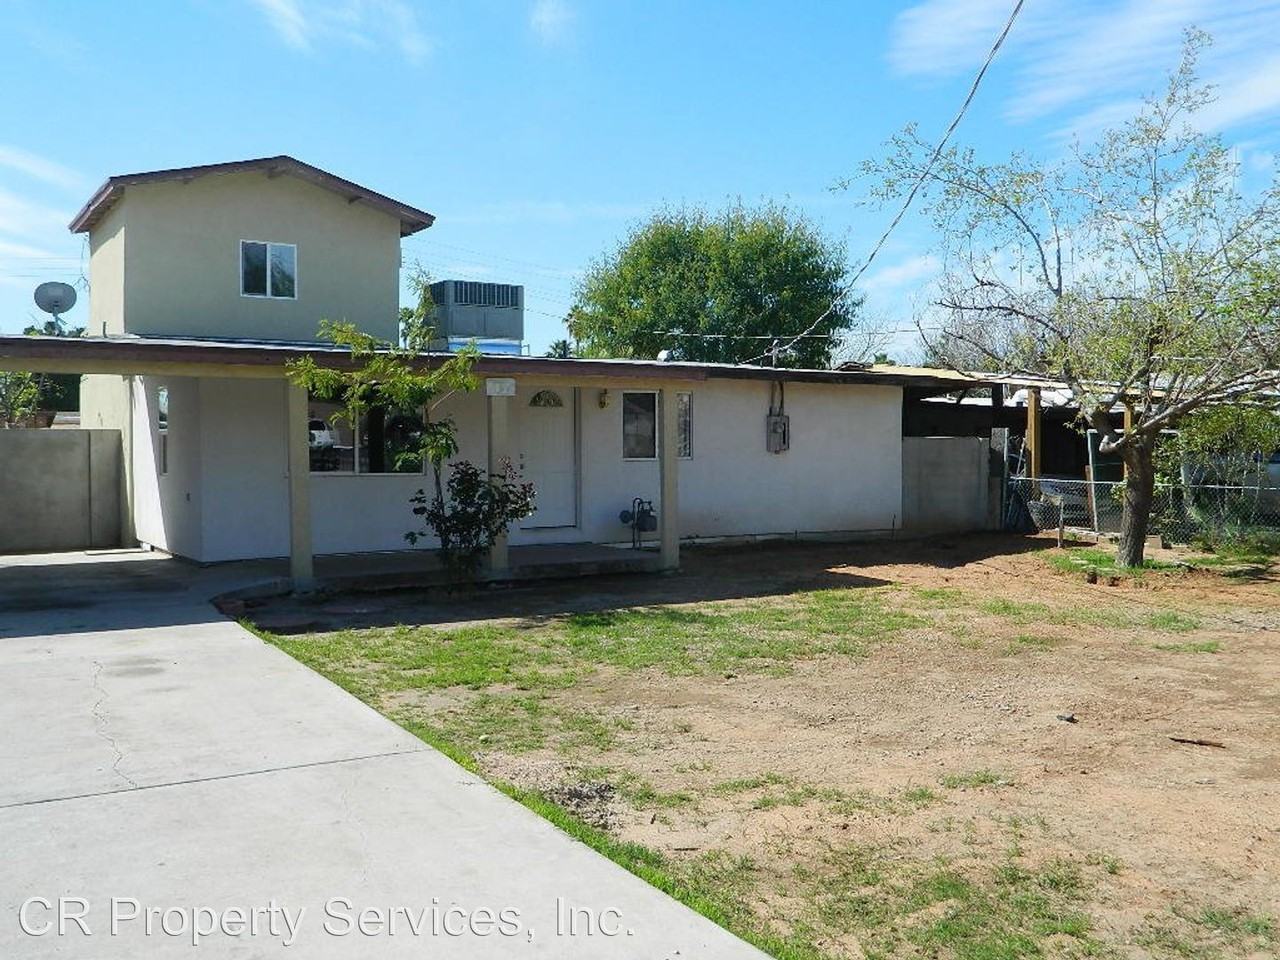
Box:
xmin=340 ymin=771 xmax=372 ymax=884
xmin=90 ymin=660 xmax=139 ymax=790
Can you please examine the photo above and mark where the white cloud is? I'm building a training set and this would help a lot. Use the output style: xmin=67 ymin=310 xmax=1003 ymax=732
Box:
xmin=861 ymin=253 xmax=941 ymax=294
xmin=889 ymin=0 xmax=1280 ymax=137
xmin=0 ymin=238 xmax=64 ymax=260
xmin=0 ymin=187 xmax=72 ymax=239
xmin=249 ymin=0 xmax=310 ymax=48
xmin=889 ymin=0 xmax=1016 ymax=77
xmin=247 ymin=0 xmax=432 ymax=63
xmin=0 ymin=146 xmax=84 ymax=192
xmin=530 ymin=0 xmax=573 ymax=46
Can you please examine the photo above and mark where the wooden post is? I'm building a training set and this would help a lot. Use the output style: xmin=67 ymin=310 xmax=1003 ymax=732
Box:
xmin=285 ymin=382 xmax=315 ymax=590
xmin=1026 ymin=387 xmax=1042 ymax=493
xmin=487 ymin=393 xmax=512 ymax=574
xmin=659 ymin=386 xmax=680 ymax=571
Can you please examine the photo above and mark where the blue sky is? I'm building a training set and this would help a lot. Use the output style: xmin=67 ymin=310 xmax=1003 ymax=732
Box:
xmin=3 ymin=0 xmax=1280 ymax=358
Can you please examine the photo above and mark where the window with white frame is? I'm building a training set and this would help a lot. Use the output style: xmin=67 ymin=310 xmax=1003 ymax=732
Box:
xmin=677 ymin=392 xmax=693 ymax=459
xmin=622 ymin=391 xmax=693 ymax=460
xmin=156 ymin=386 xmax=169 ymax=476
xmin=240 ymin=241 xmax=296 ymax=299
xmin=622 ymin=391 xmax=657 ymax=460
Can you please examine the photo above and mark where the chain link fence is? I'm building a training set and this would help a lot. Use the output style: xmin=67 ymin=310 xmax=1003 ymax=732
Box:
xmin=1006 ymin=476 xmax=1280 ymax=546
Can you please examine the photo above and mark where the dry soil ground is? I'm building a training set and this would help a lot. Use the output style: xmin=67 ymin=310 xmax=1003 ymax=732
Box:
xmin=253 ymin=534 xmax=1280 ymax=960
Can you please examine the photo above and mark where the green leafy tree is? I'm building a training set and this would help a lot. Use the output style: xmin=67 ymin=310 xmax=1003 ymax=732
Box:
xmin=545 ymin=338 xmax=573 ymax=359
xmin=399 ymin=265 xmax=437 ymax=350
xmin=862 ymin=32 xmax=1280 ymax=566
xmin=23 ymin=314 xmax=85 ymax=412
xmin=569 ymin=203 xmax=861 ymax=368
xmin=0 ymin=371 xmax=39 ymax=427
xmin=1156 ymin=405 xmax=1280 ymax=487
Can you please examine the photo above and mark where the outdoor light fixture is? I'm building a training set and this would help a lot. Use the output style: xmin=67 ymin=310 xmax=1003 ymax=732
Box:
xmin=598 ymin=389 xmax=611 ymax=409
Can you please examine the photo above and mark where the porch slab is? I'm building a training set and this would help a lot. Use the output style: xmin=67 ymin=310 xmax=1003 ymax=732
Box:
xmin=218 ymin=543 xmax=664 ymax=602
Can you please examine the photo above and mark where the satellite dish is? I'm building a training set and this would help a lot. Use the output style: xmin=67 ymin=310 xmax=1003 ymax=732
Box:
xmin=34 ymin=281 xmax=77 ymax=317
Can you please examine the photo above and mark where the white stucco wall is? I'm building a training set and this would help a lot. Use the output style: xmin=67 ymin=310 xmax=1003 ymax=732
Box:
xmin=198 ymin=379 xmax=291 ymax=562
xmin=128 ymin=374 xmax=905 ymax=563
xmin=576 ymin=379 xmax=904 ymax=544
xmin=132 ymin=376 xmax=203 ymax=559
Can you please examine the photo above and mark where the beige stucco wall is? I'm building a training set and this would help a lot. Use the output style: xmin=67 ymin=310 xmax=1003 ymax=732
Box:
xmin=88 ymin=203 xmax=126 ymax=337
xmin=94 ymin=171 xmax=402 ymax=343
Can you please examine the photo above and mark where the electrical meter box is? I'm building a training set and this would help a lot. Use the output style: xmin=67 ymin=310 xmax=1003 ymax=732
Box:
xmin=766 ymin=414 xmax=790 ymax=453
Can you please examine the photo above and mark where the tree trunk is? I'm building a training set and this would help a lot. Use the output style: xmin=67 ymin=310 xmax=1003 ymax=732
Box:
xmin=1117 ymin=440 xmax=1156 ymax=567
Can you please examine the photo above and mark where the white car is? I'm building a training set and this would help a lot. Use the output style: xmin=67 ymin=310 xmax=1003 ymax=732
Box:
xmin=308 ymin=419 xmax=339 ymax=449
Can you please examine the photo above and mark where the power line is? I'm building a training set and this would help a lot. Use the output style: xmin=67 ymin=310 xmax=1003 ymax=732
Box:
xmin=405 ymin=237 xmax=582 ymax=280
xmin=740 ymin=0 xmax=1026 ymax=365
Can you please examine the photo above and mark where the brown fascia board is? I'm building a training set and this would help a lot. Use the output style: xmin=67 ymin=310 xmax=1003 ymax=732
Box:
xmin=68 ymin=156 xmax=435 ymax=237
xmin=0 ymin=336 xmax=993 ymax=391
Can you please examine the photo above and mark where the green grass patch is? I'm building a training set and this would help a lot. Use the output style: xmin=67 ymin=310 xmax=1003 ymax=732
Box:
xmin=1047 ymin=546 xmax=1181 ymax=579
xmin=797 ymin=847 xmax=1104 ymax=960
xmin=1154 ymin=639 xmax=1221 ymax=654
xmin=1146 ymin=611 xmax=1203 ymax=633
xmin=1085 ymin=852 xmax=1124 ymax=875
xmin=941 ymin=769 xmax=1010 ymax=790
xmin=1007 ymin=632 xmax=1059 ymax=654
xmin=711 ymin=773 xmax=790 ymax=796
xmin=608 ymin=770 xmax=697 ymax=810
xmin=1194 ymin=906 xmax=1274 ymax=940
xmin=901 ymin=785 xmax=942 ymax=807
xmin=1138 ymin=903 xmax=1275 ymax=958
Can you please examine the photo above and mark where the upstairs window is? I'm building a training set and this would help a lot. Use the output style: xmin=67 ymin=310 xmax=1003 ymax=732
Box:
xmin=241 ymin=241 xmax=296 ymax=299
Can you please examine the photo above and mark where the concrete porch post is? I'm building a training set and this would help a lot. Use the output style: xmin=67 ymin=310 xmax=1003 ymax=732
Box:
xmin=487 ymin=391 xmax=512 ymax=573
xmin=285 ymin=381 xmax=315 ymax=590
xmin=659 ymin=386 xmax=680 ymax=571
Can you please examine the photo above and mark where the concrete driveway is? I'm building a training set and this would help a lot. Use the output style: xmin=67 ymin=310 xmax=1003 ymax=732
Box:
xmin=0 ymin=551 xmax=766 ymax=958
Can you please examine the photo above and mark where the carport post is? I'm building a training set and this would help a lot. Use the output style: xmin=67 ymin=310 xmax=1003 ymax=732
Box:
xmin=487 ymin=388 xmax=512 ymax=574
xmin=1026 ymin=387 xmax=1042 ymax=494
xmin=659 ymin=386 xmax=680 ymax=571
xmin=285 ymin=382 xmax=315 ymax=590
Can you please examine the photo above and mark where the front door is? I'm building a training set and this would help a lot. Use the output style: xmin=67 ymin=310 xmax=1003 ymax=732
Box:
xmin=518 ymin=387 xmax=577 ymax=528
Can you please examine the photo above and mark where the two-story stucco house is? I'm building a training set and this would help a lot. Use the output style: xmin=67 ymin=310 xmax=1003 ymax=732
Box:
xmin=1 ymin=156 xmax=991 ymax=586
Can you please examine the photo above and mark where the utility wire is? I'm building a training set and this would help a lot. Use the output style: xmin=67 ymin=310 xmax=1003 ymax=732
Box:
xmin=740 ymin=0 xmax=1026 ymax=366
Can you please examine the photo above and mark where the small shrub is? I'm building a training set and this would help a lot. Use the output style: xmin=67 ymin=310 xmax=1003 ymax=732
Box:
xmin=406 ymin=459 xmax=535 ymax=577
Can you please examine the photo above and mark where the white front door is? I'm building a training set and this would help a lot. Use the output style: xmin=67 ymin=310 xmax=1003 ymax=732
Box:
xmin=518 ymin=387 xmax=577 ymax=528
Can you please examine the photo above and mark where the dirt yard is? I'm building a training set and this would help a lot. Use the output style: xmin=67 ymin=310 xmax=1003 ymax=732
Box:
xmin=253 ymin=534 xmax=1280 ymax=960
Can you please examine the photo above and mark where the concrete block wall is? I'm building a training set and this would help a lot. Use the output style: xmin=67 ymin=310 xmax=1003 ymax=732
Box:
xmin=0 ymin=429 xmax=122 ymax=553
xmin=901 ymin=436 xmax=995 ymax=534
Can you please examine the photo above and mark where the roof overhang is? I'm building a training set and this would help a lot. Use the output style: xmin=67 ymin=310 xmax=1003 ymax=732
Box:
xmin=69 ymin=156 xmax=435 ymax=237
xmin=0 ymin=336 xmax=990 ymax=391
